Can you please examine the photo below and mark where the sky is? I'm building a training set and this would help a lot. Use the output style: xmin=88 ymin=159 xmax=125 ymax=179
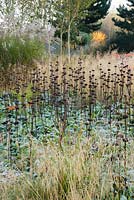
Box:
xmin=111 ymin=0 xmax=127 ymax=10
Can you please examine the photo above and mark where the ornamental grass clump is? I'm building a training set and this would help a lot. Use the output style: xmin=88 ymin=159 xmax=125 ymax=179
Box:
xmin=1 ymin=134 xmax=134 ymax=199
xmin=0 ymin=35 xmax=45 ymax=70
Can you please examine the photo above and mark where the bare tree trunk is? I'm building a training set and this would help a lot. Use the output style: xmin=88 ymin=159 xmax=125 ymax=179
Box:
xmin=48 ymin=32 xmax=51 ymax=64
xmin=46 ymin=25 xmax=51 ymax=68
xmin=60 ymin=32 xmax=63 ymax=65
xmin=68 ymin=24 xmax=71 ymax=63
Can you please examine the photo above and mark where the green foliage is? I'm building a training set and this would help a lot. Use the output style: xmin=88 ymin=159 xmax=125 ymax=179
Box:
xmin=78 ymin=0 xmax=111 ymax=33
xmin=54 ymin=29 xmax=91 ymax=48
xmin=112 ymin=0 xmax=134 ymax=52
xmin=0 ymin=36 xmax=45 ymax=69
xmin=111 ymin=32 xmax=134 ymax=53
xmin=76 ymin=32 xmax=91 ymax=46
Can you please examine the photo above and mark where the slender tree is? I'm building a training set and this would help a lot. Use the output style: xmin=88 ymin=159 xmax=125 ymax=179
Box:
xmin=52 ymin=0 xmax=95 ymax=62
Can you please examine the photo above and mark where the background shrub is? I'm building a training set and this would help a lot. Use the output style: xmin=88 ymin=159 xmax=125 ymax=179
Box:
xmin=0 ymin=36 xmax=45 ymax=70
